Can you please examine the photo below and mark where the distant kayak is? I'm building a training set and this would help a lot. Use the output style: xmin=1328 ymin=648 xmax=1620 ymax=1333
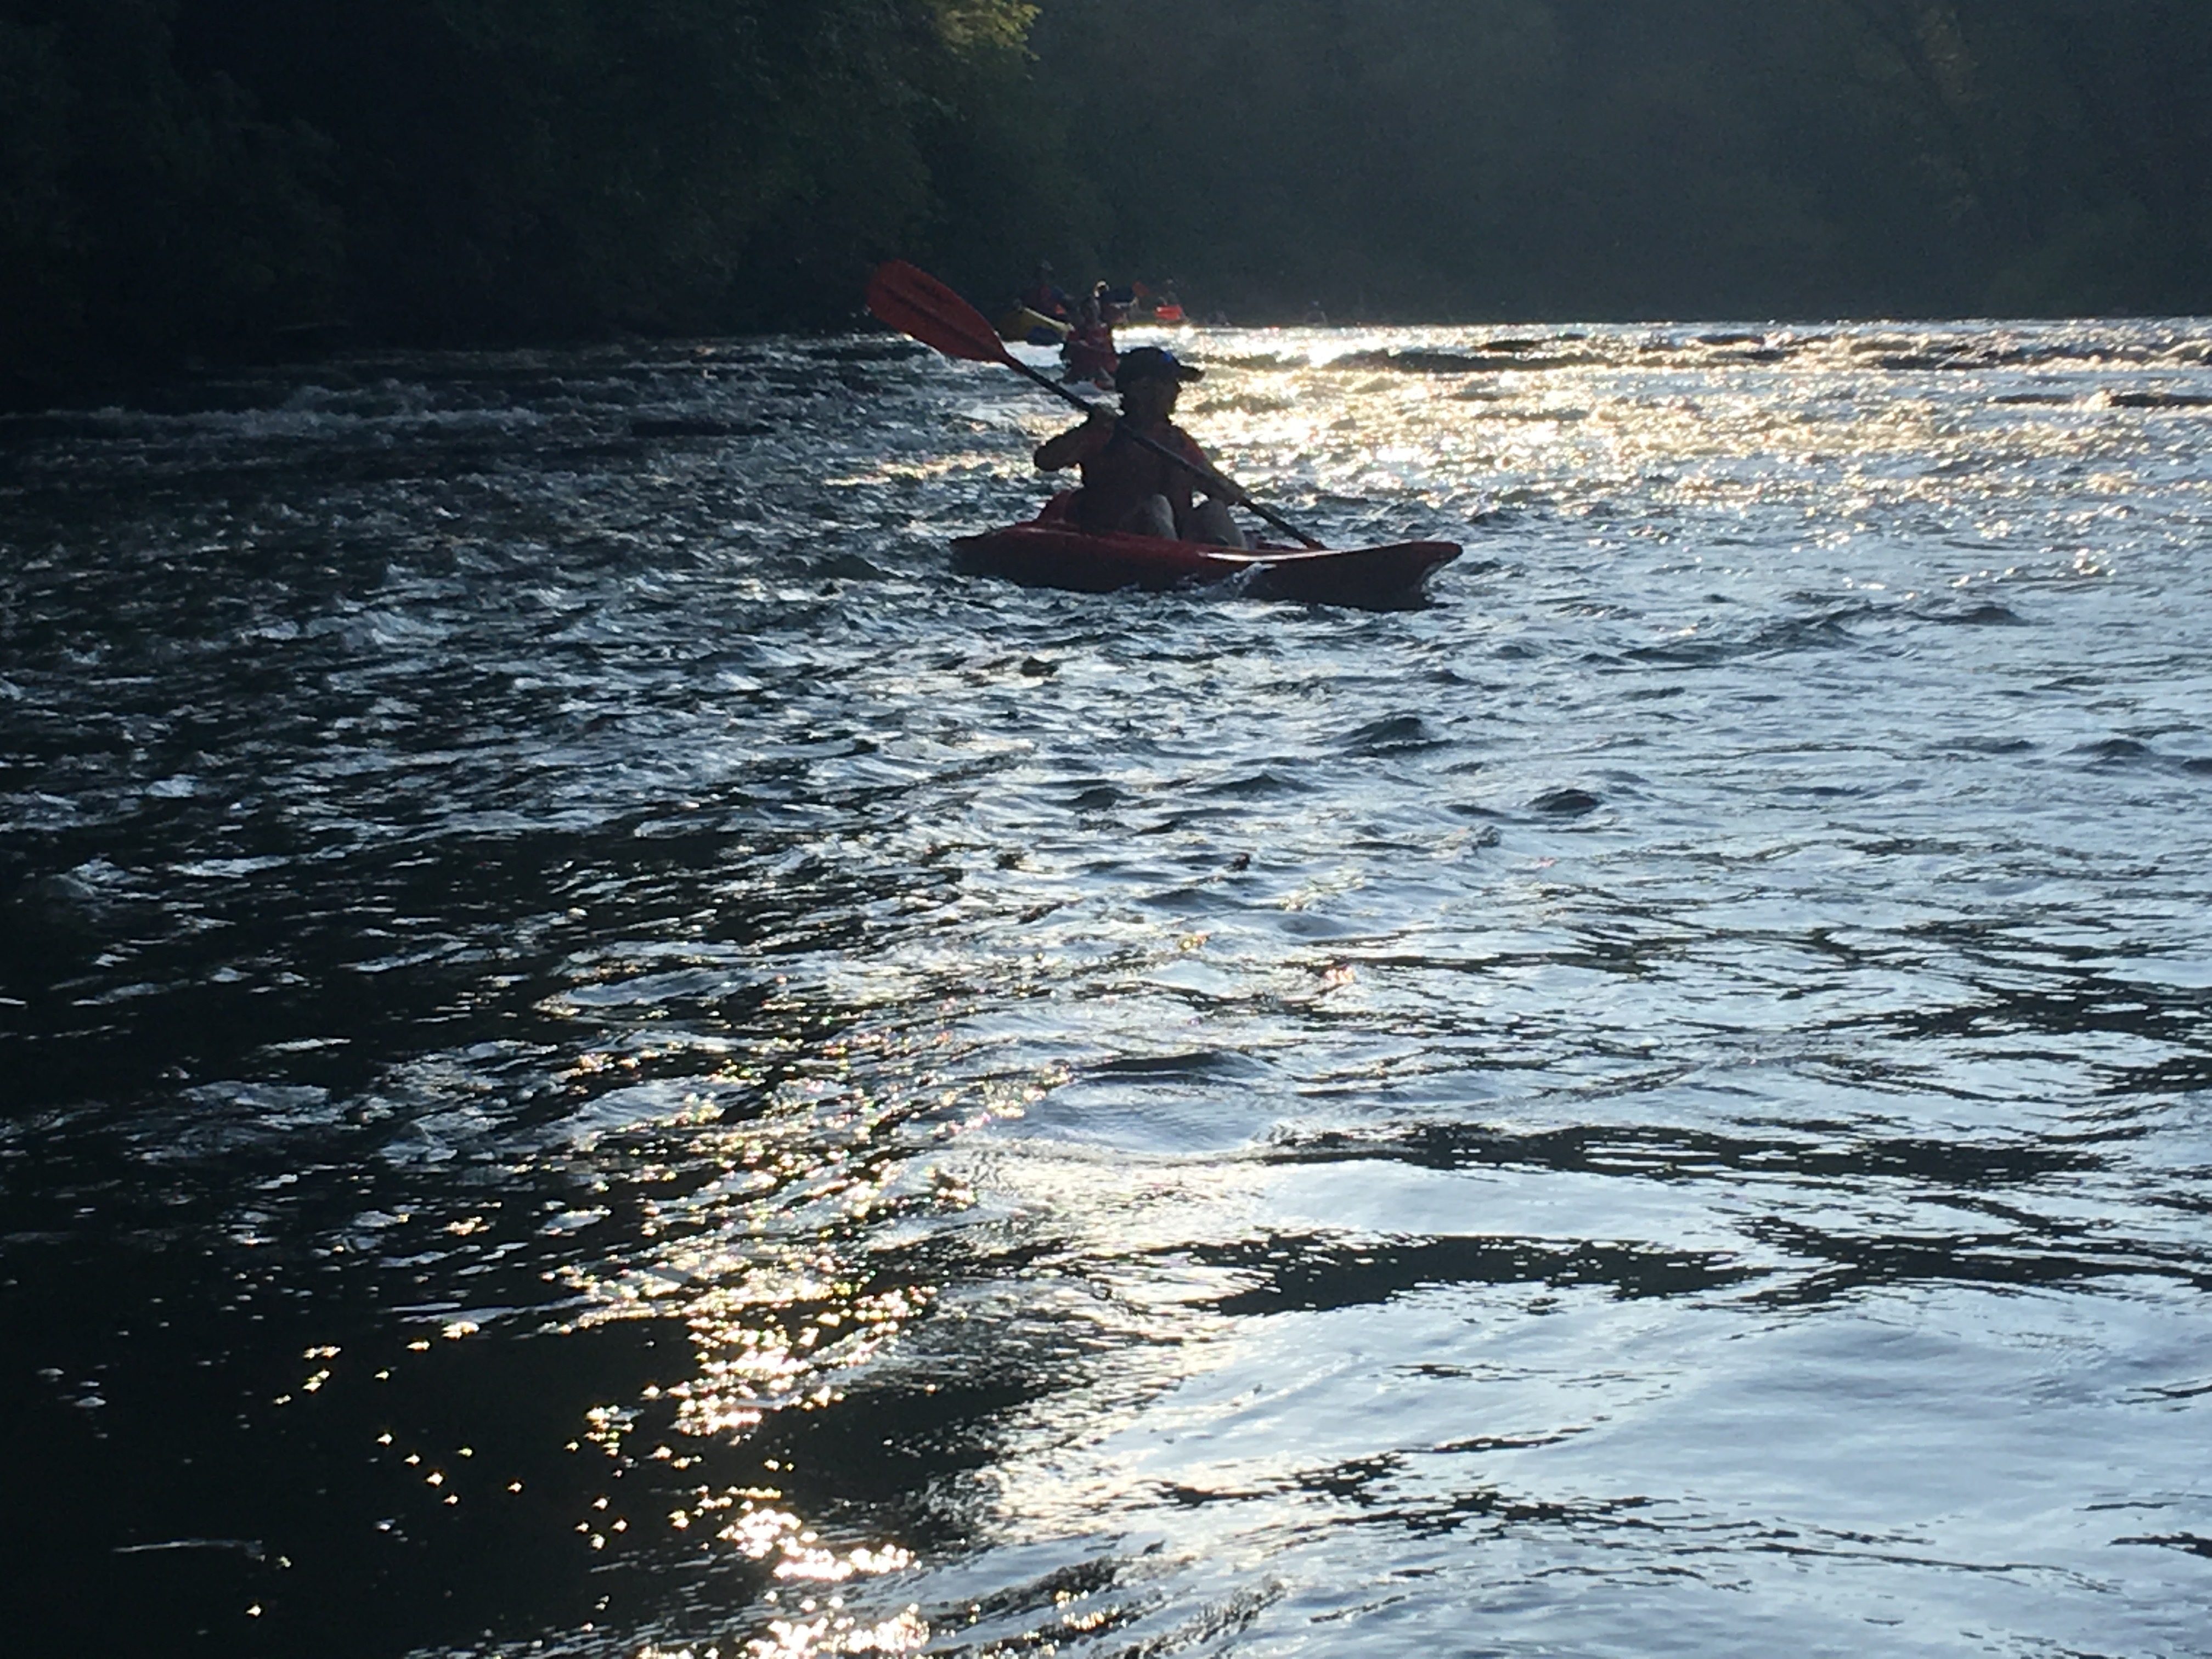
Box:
xmin=997 ymin=305 xmax=1071 ymax=345
xmin=952 ymin=494 xmax=1459 ymax=609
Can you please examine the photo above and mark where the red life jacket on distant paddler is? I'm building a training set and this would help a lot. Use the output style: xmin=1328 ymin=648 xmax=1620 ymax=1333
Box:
xmin=1064 ymin=321 xmax=1116 ymax=385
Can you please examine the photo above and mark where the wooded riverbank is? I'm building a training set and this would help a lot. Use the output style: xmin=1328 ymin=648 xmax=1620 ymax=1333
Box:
xmin=4 ymin=1 xmax=2209 ymax=402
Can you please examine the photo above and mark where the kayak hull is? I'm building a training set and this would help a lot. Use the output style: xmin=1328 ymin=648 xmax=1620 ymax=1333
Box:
xmin=952 ymin=501 xmax=1459 ymax=610
xmin=997 ymin=305 xmax=1070 ymax=345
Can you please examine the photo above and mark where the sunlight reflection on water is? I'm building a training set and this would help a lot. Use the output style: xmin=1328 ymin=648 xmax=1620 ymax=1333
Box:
xmin=2 ymin=315 xmax=2210 ymax=1657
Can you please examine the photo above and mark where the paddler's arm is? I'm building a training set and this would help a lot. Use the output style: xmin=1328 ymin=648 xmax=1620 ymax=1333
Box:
xmin=1035 ymin=408 xmax=1116 ymax=472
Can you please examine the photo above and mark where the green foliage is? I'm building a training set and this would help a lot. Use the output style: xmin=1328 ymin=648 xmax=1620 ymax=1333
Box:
xmin=0 ymin=0 xmax=341 ymax=387
xmin=1 ymin=0 xmax=2206 ymax=392
xmin=1023 ymin=0 xmax=2210 ymax=321
xmin=928 ymin=0 xmax=1037 ymax=53
xmin=1847 ymin=0 xmax=2212 ymax=313
xmin=0 ymin=16 xmax=80 ymax=362
xmin=1 ymin=0 xmax=1059 ymax=385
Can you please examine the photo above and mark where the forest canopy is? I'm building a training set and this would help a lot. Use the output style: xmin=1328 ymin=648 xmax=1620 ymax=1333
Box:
xmin=3 ymin=0 xmax=2209 ymax=393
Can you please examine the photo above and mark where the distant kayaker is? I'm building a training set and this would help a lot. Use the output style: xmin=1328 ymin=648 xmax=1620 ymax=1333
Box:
xmin=1020 ymin=261 xmax=1070 ymax=325
xmin=1034 ymin=346 xmax=1248 ymax=547
xmin=1061 ymin=295 xmax=1117 ymax=388
xmin=1096 ymin=281 xmax=1134 ymax=326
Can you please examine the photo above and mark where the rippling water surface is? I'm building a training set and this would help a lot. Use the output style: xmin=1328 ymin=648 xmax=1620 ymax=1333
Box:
xmin=3 ymin=317 xmax=2210 ymax=1658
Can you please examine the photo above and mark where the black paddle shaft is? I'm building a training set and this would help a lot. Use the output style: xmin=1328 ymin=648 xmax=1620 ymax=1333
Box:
xmin=1006 ymin=357 xmax=1325 ymax=549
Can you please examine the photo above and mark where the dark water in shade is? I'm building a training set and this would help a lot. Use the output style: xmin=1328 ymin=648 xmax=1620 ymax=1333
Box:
xmin=2 ymin=318 xmax=2210 ymax=1659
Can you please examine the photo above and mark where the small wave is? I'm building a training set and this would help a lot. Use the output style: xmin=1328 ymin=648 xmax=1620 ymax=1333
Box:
xmin=1624 ymin=604 xmax=1873 ymax=666
xmin=1198 ymin=768 xmax=1311 ymax=798
xmin=2105 ymin=390 xmax=2212 ymax=410
xmin=1912 ymin=601 xmax=2028 ymax=626
xmin=1936 ymin=736 xmax=2038 ymax=755
xmin=810 ymin=552 xmax=894 ymax=581
xmin=1087 ymin=1050 xmax=1269 ymax=1081
xmin=1192 ymin=1229 xmax=1756 ymax=1314
xmin=1531 ymin=787 xmax=1602 ymax=816
xmin=1262 ymin=1121 xmax=2101 ymax=1189
xmin=630 ymin=415 xmax=775 ymax=438
xmin=2070 ymin=737 xmax=2212 ymax=776
xmin=2113 ymin=1534 xmax=2212 ymax=1560
xmin=2074 ymin=737 xmax=2155 ymax=762
xmin=1339 ymin=714 xmax=1439 ymax=754
xmin=1328 ymin=348 xmax=1594 ymax=375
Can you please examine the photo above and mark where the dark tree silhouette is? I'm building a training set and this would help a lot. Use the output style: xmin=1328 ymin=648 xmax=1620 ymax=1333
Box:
xmin=3 ymin=0 xmax=2207 ymax=396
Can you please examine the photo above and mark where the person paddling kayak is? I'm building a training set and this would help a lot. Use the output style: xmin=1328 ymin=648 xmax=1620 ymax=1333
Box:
xmin=1060 ymin=292 xmax=1118 ymax=388
xmin=1032 ymin=346 xmax=1248 ymax=547
xmin=1019 ymin=261 xmax=1070 ymax=326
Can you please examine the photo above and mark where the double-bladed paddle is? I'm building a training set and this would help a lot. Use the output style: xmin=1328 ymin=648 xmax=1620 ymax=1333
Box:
xmin=866 ymin=260 xmax=1326 ymax=549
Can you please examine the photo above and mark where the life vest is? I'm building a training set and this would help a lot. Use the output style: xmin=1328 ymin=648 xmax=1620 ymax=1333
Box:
xmin=1069 ymin=421 xmax=1206 ymax=532
xmin=1064 ymin=323 xmax=1116 ymax=383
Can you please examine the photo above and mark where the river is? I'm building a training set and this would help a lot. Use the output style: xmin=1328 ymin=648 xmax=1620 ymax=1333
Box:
xmin=3 ymin=318 xmax=2209 ymax=1657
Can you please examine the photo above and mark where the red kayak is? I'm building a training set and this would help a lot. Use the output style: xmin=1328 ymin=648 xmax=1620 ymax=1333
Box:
xmin=952 ymin=495 xmax=1459 ymax=609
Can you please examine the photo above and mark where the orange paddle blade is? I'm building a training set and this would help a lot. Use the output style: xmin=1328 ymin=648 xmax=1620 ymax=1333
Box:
xmin=867 ymin=261 xmax=1012 ymax=366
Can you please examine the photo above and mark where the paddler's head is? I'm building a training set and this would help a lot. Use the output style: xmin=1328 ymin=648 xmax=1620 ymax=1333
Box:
xmin=1113 ymin=346 xmax=1201 ymax=421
